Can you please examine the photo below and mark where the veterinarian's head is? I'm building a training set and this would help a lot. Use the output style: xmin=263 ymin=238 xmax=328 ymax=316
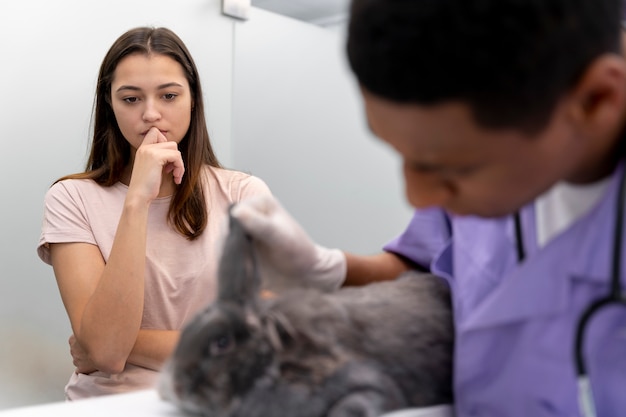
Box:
xmin=347 ymin=0 xmax=626 ymax=218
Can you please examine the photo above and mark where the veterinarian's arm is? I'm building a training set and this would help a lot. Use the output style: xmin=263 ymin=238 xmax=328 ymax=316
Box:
xmin=342 ymin=252 xmax=417 ymax=286
xmin=231 ymin=195 xmax=346 ymax=292
xmin=232 ymin=195 xmax=428 ymax=290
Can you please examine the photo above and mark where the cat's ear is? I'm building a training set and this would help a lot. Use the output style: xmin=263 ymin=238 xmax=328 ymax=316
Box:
xmin=217 ymin=207 xmax=261 ymax=306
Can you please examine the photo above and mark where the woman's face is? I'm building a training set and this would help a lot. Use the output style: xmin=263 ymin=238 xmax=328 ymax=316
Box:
xmin=110 ymin=53 xmax=193 ymax=151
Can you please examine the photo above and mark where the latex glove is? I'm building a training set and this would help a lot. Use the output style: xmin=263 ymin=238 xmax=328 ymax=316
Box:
xmin=230 ymin=194 xmax=346 ymax=292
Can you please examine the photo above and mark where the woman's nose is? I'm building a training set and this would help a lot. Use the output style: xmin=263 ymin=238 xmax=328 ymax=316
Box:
xmin=142 ymin=100 xmax=161 ymax=122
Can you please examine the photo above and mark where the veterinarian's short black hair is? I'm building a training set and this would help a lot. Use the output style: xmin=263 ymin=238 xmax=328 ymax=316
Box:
xmin=347 ymin=0 xmax=623 ymax=133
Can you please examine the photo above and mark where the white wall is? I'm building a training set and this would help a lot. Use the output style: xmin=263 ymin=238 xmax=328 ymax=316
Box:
xmin=0 ymin=1 xmax=412 ymax=411
xmin=232 ymin=8 xmax=412 ymax=253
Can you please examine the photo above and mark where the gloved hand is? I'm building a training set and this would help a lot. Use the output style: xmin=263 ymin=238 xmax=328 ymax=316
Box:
xmin=230 ymin=194 xmax=346 ymax=293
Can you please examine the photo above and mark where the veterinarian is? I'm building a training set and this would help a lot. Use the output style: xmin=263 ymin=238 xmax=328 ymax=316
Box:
xmin=231 ymin=1 xmax=626 ymax=416
xmin=36 ymin=27 xmax=271 ymax=400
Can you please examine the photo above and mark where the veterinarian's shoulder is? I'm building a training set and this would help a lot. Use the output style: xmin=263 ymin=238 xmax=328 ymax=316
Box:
xmin=202 ymin=165 xmax=272 ymax=201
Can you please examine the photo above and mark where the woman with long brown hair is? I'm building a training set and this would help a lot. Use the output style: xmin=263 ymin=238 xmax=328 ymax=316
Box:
xmin=37 ymin=26 xmax=271 ymax=399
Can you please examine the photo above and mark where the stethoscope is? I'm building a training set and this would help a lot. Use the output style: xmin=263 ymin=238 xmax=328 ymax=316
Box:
xmin=513 ymin=163 xmax=626 ymax=417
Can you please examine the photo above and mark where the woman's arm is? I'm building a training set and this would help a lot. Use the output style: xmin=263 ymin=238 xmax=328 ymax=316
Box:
xmin=70 ymin=328 xmax=181 ymax=373
xmin=51 ymin=128 xmax=185 ymax=375
xmin=128 ymin=329 xmax=180 ymax=371
xmin=51 ymin=200 xmax=150 ymax=375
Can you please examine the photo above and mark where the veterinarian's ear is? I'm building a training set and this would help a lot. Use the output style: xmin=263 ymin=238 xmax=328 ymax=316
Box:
xmin=217 ymin=208 xmax=261 ymax=306
xmin=563 ymin=53 xmax=626 ymax=148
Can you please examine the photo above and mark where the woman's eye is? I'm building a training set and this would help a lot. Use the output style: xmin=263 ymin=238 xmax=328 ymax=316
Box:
xmin=122 ymin=97 xmax=138 ymax=104
xmin=163 ymin=93 xmax=177 ymax=100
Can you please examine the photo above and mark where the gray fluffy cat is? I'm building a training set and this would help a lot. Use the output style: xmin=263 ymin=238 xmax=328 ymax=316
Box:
xmin=159 ymin=211 xmax=454 ymax=417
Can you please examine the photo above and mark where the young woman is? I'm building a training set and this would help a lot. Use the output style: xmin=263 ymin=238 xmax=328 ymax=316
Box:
xmin=37 ymin=26 xmax=271 ymax=399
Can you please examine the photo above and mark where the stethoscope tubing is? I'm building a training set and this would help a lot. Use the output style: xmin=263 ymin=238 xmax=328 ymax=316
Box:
xmin=514 ymin=164 xmax=626 ymax=417
xmin=572 ymin=164 xmax=626 ymax=417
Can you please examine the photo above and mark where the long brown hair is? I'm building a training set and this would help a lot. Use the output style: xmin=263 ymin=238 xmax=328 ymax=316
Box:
xmin=58 ymin=27 xmax=222 ymax=240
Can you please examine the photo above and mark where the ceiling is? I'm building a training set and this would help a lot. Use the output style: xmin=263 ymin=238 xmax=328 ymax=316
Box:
xmin=251 ymin=0 xmax=350 ymax=27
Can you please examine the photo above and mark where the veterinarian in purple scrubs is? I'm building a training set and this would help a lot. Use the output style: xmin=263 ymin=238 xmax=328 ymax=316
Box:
xmin=232 ymin=1 xmax=626 ymax=416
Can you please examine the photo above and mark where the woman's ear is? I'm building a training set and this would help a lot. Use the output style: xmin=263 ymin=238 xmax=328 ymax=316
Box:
xmin=566 ymin=53 xmax=626 ymax=138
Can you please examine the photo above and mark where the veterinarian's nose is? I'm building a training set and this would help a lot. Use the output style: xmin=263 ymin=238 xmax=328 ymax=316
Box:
xmin=403 ymin=162 xmax=454 ymax=209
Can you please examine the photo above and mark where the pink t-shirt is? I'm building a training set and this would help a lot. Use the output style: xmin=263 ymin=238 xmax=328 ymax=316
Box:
xmin=37 ymin=166 xmax=271 ymax=400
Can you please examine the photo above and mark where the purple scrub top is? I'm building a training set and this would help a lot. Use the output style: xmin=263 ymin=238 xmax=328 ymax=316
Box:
xmin=384 ymin=164 xmax=626 ymax=417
